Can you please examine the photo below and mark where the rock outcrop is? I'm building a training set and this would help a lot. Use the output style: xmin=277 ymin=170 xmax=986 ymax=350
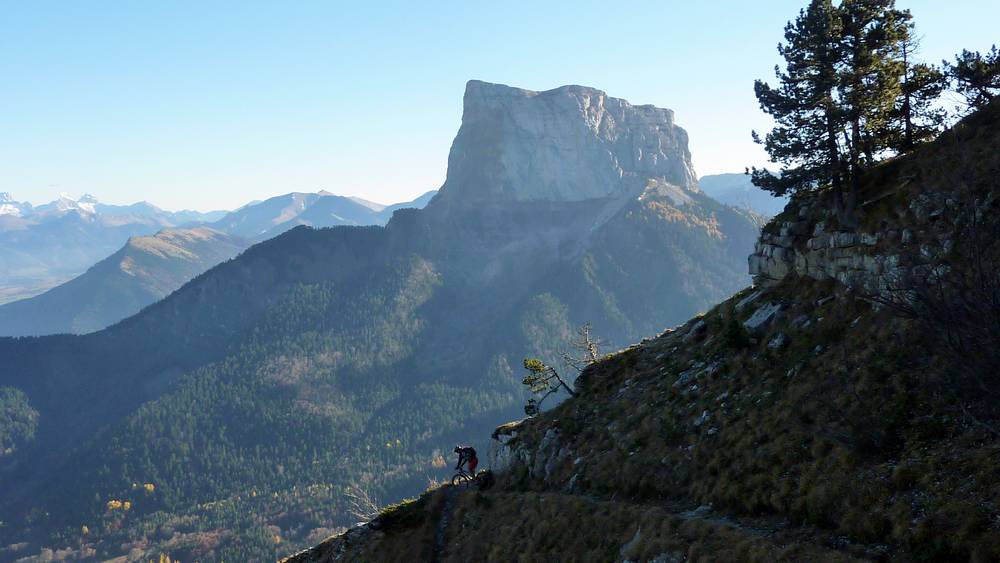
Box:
xmin=748 ymin=193 xmax=889 ymax=290
xmin=748 ymin=189 xmax=973 ymax=295
xmin=433 ymin=80 xmax=698 ymax=205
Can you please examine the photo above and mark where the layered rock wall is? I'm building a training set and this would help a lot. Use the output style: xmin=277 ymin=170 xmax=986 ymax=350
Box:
xmin=749 ymin=200 xmax=889 ymax=289
xmin=748 ymin=191 xmax=960 ymax=292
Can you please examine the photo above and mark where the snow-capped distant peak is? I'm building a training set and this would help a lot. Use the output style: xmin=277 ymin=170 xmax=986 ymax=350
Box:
xmin=0 ymin=193 xmax=31 ymax=216
xmin=77 ymin=194 xmax=99 ymax=213
xmin=44 ymin=193 xmax=97 ymax=214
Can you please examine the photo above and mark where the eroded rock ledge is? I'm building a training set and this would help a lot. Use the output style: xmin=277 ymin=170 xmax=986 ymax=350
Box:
xmin=747 ymin=189 xmax=969 ymax=293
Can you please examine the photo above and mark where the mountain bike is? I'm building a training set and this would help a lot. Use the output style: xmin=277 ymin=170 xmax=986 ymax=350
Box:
xmin=451 ymin=468 xmax=494 ymax=489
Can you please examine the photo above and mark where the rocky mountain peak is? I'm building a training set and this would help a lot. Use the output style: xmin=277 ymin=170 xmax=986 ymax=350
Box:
xmin=0 ymin=193 xmax=25 ymax=217
xmin=434 ymin=80 xmax=698 ymax=205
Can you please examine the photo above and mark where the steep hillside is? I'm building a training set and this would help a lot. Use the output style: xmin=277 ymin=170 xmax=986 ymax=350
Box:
xmin=0 ymin=227 xmax=249 ymax=336
xmin=285 ymin=102 xmax=1000 ymax=562
xmin=0 ymin=81 xmax=759 ymax=562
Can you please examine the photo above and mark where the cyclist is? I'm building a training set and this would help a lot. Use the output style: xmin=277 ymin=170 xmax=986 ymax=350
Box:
xmin=454 ymin=445 xmax=478 ymax=475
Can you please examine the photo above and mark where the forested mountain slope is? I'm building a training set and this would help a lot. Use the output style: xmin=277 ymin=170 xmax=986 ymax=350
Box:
xmin=0 ymin=80 xmax=759 ymax=562
xmin=286 ymin=99 xmax=1000 ymax=563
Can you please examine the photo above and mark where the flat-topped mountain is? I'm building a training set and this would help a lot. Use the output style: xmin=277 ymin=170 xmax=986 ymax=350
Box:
xmin=0 ymin=80 xmax=759 ymax=561
xmin=434 ymin=81 xmax=697 ymax=205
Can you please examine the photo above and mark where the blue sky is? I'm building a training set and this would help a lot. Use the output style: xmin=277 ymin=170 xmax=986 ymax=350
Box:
xmin=3 ymin=1 xmax=997 ymax=211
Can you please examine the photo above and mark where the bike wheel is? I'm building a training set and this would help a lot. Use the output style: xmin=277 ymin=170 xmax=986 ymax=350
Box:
xmin=474 ymin=470 xmax=494 ymax=490
xmin=451 ymin=473 xmax=472 ymax=487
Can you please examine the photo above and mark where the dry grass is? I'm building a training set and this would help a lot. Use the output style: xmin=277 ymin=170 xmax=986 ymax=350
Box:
xmin=500 ymin=275 xmax=1000 ymax=561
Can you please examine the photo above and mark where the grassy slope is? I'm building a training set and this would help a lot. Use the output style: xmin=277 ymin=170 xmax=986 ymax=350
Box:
xmin=288 ymin=278 xmax=998 ymax=562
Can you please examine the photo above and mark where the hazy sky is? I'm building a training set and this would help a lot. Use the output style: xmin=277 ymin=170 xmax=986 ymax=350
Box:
xmin=3 ymin=1 xmax=997 ymax=211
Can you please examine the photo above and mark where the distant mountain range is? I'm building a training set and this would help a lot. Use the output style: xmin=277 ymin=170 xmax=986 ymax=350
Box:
xmin=0 ymin=194 xmax=227 ymax=305
xmin=698 ymin=172 xmax=789 ymax=217
xmin=209 ymin=190 xmax=436 ymax=241
xmin=0 ymin=190 xmax=436 ymax=334
xmin=0 ymin=80 xmax=762 ymax=561
xmin=0 ymin=192 xmax=227 ymax=226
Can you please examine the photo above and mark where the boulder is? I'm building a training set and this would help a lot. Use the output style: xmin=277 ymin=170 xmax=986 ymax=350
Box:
xmin=743 ymin=302 xmax=783 ymax=331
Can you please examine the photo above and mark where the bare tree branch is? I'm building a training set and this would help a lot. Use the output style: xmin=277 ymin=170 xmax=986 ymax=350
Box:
xmin=344 ymin=482 xmax=381 ymax=522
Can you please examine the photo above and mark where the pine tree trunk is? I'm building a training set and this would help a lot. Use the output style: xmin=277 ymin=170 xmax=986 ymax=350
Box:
xmin=903 ymin=45 xmax=914 ymax=150
xmin=825 ymin=101 xmax=848 ymax=225
xmin=843 ymin=118 xmax=862 ymax=228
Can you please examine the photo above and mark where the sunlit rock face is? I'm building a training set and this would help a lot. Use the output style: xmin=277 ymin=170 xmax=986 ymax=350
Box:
xmin=434 ymin=80 xmax=698 ymax=205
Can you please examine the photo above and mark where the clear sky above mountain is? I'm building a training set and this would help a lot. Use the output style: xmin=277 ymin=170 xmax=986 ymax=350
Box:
xmin=3 ymin=1 xmax=996 ymax=211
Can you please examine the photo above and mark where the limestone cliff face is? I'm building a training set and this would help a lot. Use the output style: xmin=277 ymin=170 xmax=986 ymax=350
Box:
xmin=433 ymin=80 xmax=698 ymax=205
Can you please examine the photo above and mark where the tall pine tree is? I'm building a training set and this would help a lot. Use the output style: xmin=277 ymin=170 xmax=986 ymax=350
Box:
xmin=752 ymin=0 xmax=848 ymax=214
xmin=895 ymin=32 xmax=947 ymax=149
xmin=947 ymin=45 xmax=1000 ymax=111
xmin=753 ymin=0 xmax=943 ymax=226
